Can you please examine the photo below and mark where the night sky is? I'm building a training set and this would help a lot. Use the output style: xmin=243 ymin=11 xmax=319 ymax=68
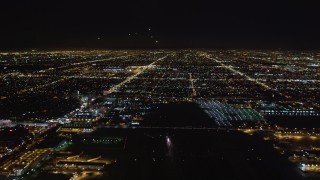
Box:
xmin=1 ymin=0 xmax=320 ymax=49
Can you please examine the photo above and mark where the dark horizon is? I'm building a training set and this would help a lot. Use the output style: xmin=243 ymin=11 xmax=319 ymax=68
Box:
xmin=1 ymin=0 xmax=320 ymax=49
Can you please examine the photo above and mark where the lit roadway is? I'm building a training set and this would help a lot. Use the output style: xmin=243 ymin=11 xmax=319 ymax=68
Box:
xmin=202 ymin=54 xmax=281 ymax=93
xmin=201 ymin=53 xmax=320 ymax=110
xmin=106 ymin=55 xmax=168 ymax=94
xmin=150 ymin=72 xmax=167 ymax=94
xmin=1 ymin=55 xmax=133 ymax=79
xmin=7 ymin=55 xmax=136 ymax=97
xmin=36 ymin=53 xmax=132 ymax=77
xmin=189 ymin=73 xmax=197 ymax=97
xmin=17 ymin=74 xmax=115 ymax=79
xmin=100 ymin=125 xmax=272 ymax=132
xmin=15 ymin=66 xmax=99 ymax=95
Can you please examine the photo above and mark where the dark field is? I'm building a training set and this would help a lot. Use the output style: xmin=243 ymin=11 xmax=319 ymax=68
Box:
xmin=266 ymin=116 xmax=320 ymax=129
xmin=101 ymin=128 xmax=303 ymax=180
xmin=143 ymin=102 xmax=215 ymax=127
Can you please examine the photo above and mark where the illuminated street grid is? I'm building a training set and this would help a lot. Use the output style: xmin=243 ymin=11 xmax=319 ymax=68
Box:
xmin=0 ymin=50 xmax=319 ymax=121
xmin=1 ymin=50 xmax=320 ymax=178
